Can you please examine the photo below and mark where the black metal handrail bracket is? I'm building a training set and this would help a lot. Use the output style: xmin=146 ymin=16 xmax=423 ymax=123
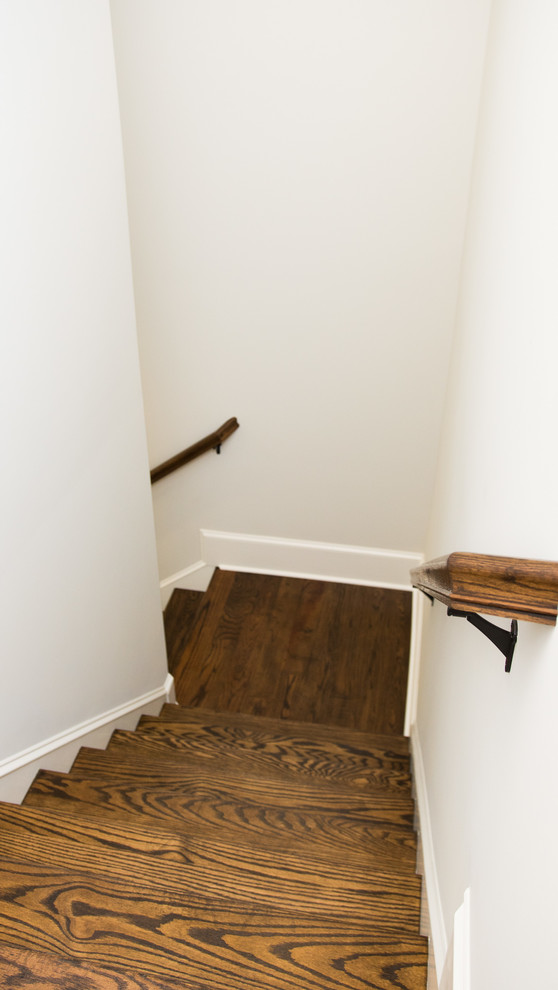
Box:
xmin=447 ymin=608 xmax=518 ymax=673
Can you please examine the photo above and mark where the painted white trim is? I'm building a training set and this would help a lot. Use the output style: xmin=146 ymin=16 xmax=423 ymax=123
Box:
xmin=0 ymin=674 xmax=175 ymax=805
xmin=452 ymin=889 xmax=471 ymax=990
xmin=160 ymin=560 xmax=215 ymax=608
xmin=200 ymin=530 xmax=422 ymax=589
xmin=165 ymin=673 xmax=177 ymax=704
xmin=404 ymin=590 xmax=425 ymax=736
xmin=410 ymin=722 xmax=448 ymax=982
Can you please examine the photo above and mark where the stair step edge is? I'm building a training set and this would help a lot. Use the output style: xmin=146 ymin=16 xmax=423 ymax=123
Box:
xmin=106 ymin=728 xmax=413 ymax=793
xmin=157 ymin=703 xmax=411 ymax=755
xmin=0 ymin=942 xmax=188 ymax=990
xmin=69 ymin=745 xmax=416 ymax=808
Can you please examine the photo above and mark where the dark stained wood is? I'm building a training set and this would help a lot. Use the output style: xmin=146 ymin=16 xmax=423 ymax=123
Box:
xmin=24 ymin=763 xmax=415 ymax=855
xmin=19 ymin=786 xmax=417 ymax=874
xmin=411 ymin=551 xmax=558 ymax=624
xmin=69 ymin=744 xmax=415 ymax=823
xmin=150 ymin=417 xmax=239 ymax=484
xmin=163 ymin=589 xmax=204 ymax=675
xmin=108 ymin=720 xmax=412 ymax=792
xmin=172 ymin=570 xmax=412 ymax=734
xmin=0 ymin=804 xmax=194 ymax=864
xmin=0 ymin=858 xmax=427 ymax=990
xmin=69 ymin=737 xmax=414 ymax=815
xmin=0 ymin=798 xmax=417 ymax=895
xmin=0 ymin=810 xmax=421 ymax=928
xmin=0 ymin=943 xmax=185 ymax=990
xmin=155 ymin=703 xmax=410 ymax=756
xmin=2 ymin=573 xmax=427 ymax=989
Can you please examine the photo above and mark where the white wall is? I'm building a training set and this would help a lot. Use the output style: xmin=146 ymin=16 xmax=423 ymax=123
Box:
xmin=0 ymin=2 xmax=168 ymax=769
xmin=415 ymin=2 xmax=558 ymax=987
xmin=110 ymin=0 xmax=491 ymax=584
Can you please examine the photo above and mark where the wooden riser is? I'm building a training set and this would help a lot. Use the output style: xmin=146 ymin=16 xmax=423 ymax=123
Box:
xmin=0 ymin=858 xmax=427 ymax=990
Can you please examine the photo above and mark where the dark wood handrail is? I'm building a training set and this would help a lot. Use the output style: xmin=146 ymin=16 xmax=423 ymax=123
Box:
xmin=411 ymin=552 xmax=558 ymax=625
xmin=150 ymin=417 xmax=239 ymax=484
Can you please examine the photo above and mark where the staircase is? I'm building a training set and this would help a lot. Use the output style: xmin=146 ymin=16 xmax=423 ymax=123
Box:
xmin=0 ymin=704 xmax=427 ymax=988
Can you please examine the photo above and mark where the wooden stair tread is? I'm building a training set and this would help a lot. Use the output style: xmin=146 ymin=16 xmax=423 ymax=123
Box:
xmin=0 ymin=942 xmax=185 ymax=990
xmin=157 ymin=703 xmax=411 ymax=757
xmin=0 ymin=798 xmax=417 ymax=875
xmin=18 ymin=789 xmax=416 ymax=873
xmin=24 ymin=777 xmax=414 ymax=876
xmin=0 ymin=857 xmax=427 ymax=990
xmin=0 ymin=802 xmax=199 ymax=863
xmin=0 ymin=819 xmax=421 ymax=927
xmin=120 ymin=715 xmax=412 ymax=792
xmin=69 ymin=744 xmax=415 ymax=817
xmin=107 ymin=727 xmax=412 ymax=794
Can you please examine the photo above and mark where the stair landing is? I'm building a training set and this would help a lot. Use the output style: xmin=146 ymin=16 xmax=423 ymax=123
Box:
xmin=168 ymin=569 xmax=412 ymax=735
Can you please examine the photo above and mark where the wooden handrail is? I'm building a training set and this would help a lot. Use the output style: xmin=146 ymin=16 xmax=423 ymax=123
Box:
xmin=411 ymin=552 xmax=558 ymax=625
xmin=150 ymin=417 xmax=239 ymax=484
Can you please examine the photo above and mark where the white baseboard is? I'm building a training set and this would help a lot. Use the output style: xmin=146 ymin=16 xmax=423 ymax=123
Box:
xmin=451 ymin=889 xmax=471 ymax=990
xmin=0 ymin=674 xmax=175 ymax=805
xmin=160 ymin=561 xmax=215 ymax=608
xmin=404 ymin=590 xmax=425 ymax=736
xmin=438 ymin=888 xmax=471 ymax=990
xmin=410 ymin=722 xmax=448 ymax=984
xmin=200 ymin=530 xmax=422 ymax=589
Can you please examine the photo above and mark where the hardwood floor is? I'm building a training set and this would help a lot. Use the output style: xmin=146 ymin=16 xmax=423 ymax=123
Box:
xmin=163 ymin=588 xmax=203 ymax=675
xmin=0 ymin=570 xmax=426 ymax=988
xmin=0 ymin=705 xmax=426 ymax=989
xmin=169 ymin=569 xmax=412 ymax=735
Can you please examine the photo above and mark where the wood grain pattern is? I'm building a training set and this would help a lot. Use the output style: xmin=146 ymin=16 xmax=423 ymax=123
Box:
xmin=2 ymin=570 xmax=427 ymax=989
xmin=0 ymin=803 xmax=200 ymax=864
xmin=106 ymin=724 xmax=412 ymax=793
xmin=0 ymin=859 xmax=427 ymax=990
xmin=16 ymin=797 xmax=416 ymax=876
xmin=411 ymin=551 xmax=558 ymax=623
xmin=163 ymin=591 xmax=204 ymax=676
xmin=155 ymin=704 xmax=410 ymax=755
xmin=69 ymin=745 xmax=416 ymax=826
xmin=0 ymin=942 xmax=185 ymax=990
xmin=171 ymin=571 xmax=412 ymax=734
xmin=0 ymin=799 xmax=416 ymax=879
xmin=24 ymin=767 xmax=414 ymax=861
xmin=0 ymin=806 xmax=421 ymax=927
